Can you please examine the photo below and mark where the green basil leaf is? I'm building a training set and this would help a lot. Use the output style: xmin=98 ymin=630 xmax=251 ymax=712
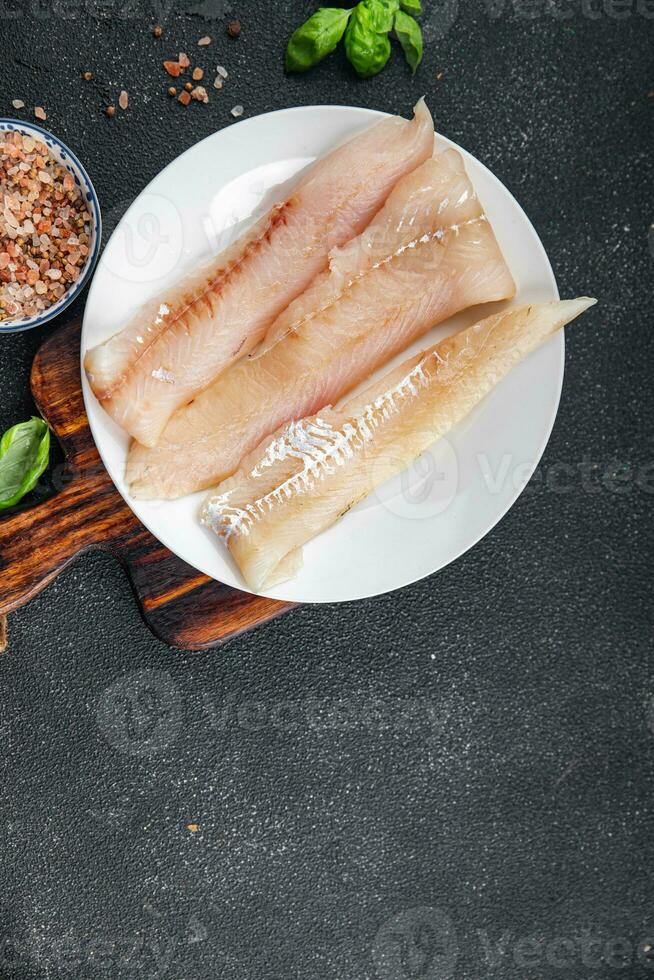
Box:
xmin=285 ymin=7 xmax=353 ymax=73
xmin=363 ymin=0 xmax=399 ymax=33
xmin=344 ymin=2 xmax=392 ymax=78
xmin=394 ymin=9 xmax=423 ymax=73
xmin=400 ymin=0 xmax=422 ymax=14
xmin=0 ymin=417 xmax=50 ymax=511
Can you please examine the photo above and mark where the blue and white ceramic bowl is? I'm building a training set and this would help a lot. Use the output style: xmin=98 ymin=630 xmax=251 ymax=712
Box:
xmin=0 ymin=119 xmax=101 ymax=333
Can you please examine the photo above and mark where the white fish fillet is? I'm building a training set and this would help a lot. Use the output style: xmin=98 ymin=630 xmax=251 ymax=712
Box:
xmin=84 ymin=100 xmax=435 ymax=447
xmin=127 ymin=149 xmax=515 ymax=498
xmin=201 ymin=299 xmax=597 ymax=592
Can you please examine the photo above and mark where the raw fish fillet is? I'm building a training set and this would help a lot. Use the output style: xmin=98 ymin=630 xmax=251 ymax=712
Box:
xmin=201 ymin=299 xmax=596 ymax=592
xmin=127 ymin=149 xmax=516 ymax=498
xmin=84 ymin=100 xmax=435 ymax=447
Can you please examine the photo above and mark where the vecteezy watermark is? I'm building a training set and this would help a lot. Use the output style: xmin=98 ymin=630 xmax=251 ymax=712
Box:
xmin=2 ymin=0 xmax=652 ymax=19
xmin=0 ymin=911 xmax=209 ymax=978
xmin=96 ymin=669 xmax=182 ymax=757
xmin=0 ymin=0 xmax=181 ymax=20
xmin=419 ymin=0 xmax=654 ymax=35
xmin=370 ymin=913 xmax=654 ymax=980
xmin=477 ymin=928 xmax=654 ymax=970
xmin=361 ymin=448 xmax=652 ymax=526
xmin=477 ymin=452 xmax=654 ymax=497
xmin=202 ymin=696 xmax=446 ymax=735
xmin=372 ymin=908 xmax=458 ymax=980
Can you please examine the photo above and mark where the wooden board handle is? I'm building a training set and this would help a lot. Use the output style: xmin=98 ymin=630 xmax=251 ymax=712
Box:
xmin=0 ymin=467 xmax=114 ymax=610
xmin=0 ymin=318 xmax=293 ymax=648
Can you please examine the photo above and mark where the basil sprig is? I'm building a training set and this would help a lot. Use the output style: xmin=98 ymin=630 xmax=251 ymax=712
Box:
xmin=0 ymin=417 xmax=50 ymax=511
xmin=285 ymin=7 xmax=353 ymax=73
xmin=285 ymin=0 xmax=425 ymax=78
xmin=344 ymin=2 xmax=392 ymax=78
xmin=394 ymin=8 xmax=423 ymax=74
xmin=400 ymin=0 xmax=422 ymax=14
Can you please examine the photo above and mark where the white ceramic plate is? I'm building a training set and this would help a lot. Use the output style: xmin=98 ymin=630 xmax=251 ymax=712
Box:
xmin=81 ymin=106 xmax=561 ymax=604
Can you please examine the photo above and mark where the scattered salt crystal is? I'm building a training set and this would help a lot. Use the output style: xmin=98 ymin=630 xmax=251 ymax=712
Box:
xmin=119 ymin=90 xmax=129 ymax=111
xmin=45 ymin=268 xmax=62 ymax=279
xmin=213 ymin=76 xmax=223 ymax=90
xmin=12 ymin=99 xmax=24 ymax=109
xmin=178 ymin=52 xmax=190 ymax=68
xmin=191 ymin=85 xmax=209 ymax=103
xmin=34 ymin=106 xmax=47 ymax=121
xmin=231 ymin=105 xmax=243 ymax=118
xmin=198 ymin=35 xmax=211 ymax=45
xmin=34 ymin=280 xmax=47 ymax=294
xmin=216 ymin=65 xmax=228 ymax=78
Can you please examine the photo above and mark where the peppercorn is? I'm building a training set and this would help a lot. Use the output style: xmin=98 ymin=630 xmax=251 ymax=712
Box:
xmin=153 ymin=24 xmax=163 ymax=37
xmin=167 ymin=86 xmax=177 ymax=97
xmin=83 ymin=71 xmax=93 ymax=81
xmin=105 ymin=105 xmax=116 ymax=118
xmin=227 ymin=19 xmax=241 ymax=38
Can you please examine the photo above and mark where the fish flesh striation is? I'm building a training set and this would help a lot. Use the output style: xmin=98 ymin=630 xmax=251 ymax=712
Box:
xmin=201 ymin=298 xmax=596 ymax=591
xmin=84 ymin=100 xmax=435 ymax=447
xmin=127 ymin=148 xmax=516 ymax=498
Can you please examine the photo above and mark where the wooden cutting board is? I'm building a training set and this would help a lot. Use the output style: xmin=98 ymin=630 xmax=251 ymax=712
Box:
xmin=0 ymin=318 xmax=294 ymax=649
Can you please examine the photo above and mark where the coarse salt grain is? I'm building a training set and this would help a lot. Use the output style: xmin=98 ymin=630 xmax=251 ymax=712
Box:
xmin=12 ymin=99 xmax=24 ymax=110
xmin=198 ymin=36 xmax=211 ymax=45
xmin=231 ymin=104 xmax=243 ymax=118
xmin=0 ymin=132 xmax=91 ymax=322
xmin=119 ymin=90 xmax=129 ymax=110
xmin=216 ymin=65 xmax=228 ymax=78
xmin=34 ymin=106 xmax=47 ymax=120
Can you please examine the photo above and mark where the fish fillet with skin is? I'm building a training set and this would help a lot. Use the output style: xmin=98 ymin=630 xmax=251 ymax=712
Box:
xmin=127 ymin=149 xmax=516 ymax=498
xmin=201 ymin=298 xmax=596 ymax=592
xmin=84 ymin=100 xmax=435 ymax=447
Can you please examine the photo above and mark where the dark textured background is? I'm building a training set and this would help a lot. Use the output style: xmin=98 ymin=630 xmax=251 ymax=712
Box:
xmin=0 ymin=1 xmax=652 ymax=978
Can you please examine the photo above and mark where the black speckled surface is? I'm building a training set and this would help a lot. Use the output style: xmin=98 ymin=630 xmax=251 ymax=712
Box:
xmin=0 ymin=2 xmax=653 ymax=978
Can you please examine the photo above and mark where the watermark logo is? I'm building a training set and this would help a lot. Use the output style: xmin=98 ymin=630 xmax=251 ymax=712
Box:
xmin=96 ymin=669 xmax=182 ymax=757
xmin=371 ymin=438 xmax=459 ymax=521
xmin=100 ymin=192 xmax=184 ymax=285
xmin=373 ymin=908 xmax=458 ymax=980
